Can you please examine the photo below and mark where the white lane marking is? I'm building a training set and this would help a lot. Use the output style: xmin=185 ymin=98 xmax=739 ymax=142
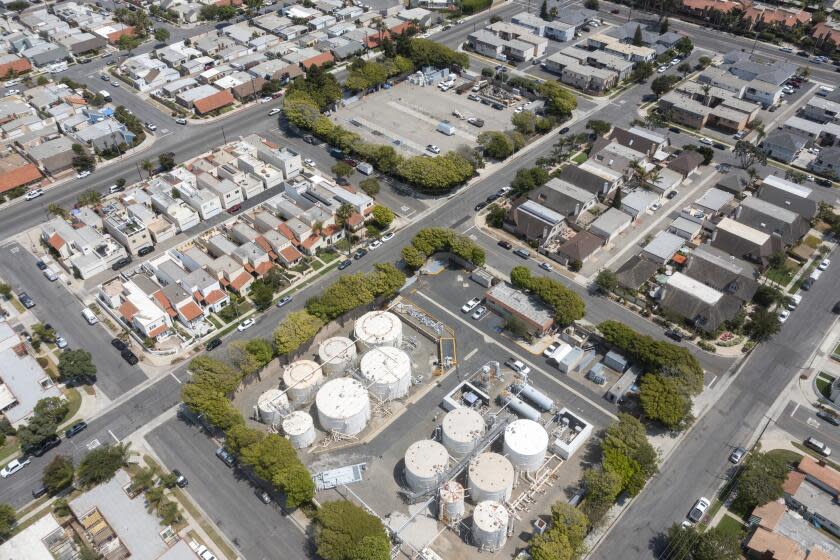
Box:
xmin=170 ymin=372 xmax=182 ymax=384
xmin=108 ymin=430 xmax=119 ymax=443
xmin=708 ymin=375 xmax=718 ymax=388
xmin=791 ymin=403 xmax=800 ymax=417
xmin=464 ymin=348 xmax=478 ymax=361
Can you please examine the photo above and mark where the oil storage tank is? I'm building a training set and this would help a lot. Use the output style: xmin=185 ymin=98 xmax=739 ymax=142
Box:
xmin=283 ymin=360 xmax=323 ymax=403
xmin=441 ymin=408 xmax=485 ymax=458
xmin=472 ymin=501 xmax=509 ymax=551
xmin=503 ymin=419 xmax=548 ymax=473
xmin=354 ymin=311 xmax=403 ymax=350
xmin=439 ymin=481 xmax=465 ymax=522
xmin=255 ymin=388 xmax=289 ymax=425
xmin=318 ymin=336 xmax=357 ymax=376
xmin=404 ymin=440 xmax=449 ymax=492
xmin=315 ymin=377 xmax=371 ymax=436
xmin=282 ymin=411 xmax=316 ymax=449
xmin=359 ymin=346 xmax=412 ymax=400
xmin=468 ymin=453 xmax=514 ymax=503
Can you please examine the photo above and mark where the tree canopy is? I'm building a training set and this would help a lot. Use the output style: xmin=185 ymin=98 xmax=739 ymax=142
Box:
xmin=733 ymin=451 xmax=789 ymax=513
xmin=43 ymin=455 xmax=75 ymax=495
xmin=57 ymin=349 xmax=97 ymax=384
xmin=77 ymin=444 xmax=131 ymax=488
xmin=273 ymin=311 xmax=324 ymax=356
xmin=314 ymin=501 xmax=390 ymax=560
xmin=404 ymin=227 xmax=485 ymax=270
xmin=510 ymin=266 xmax=585 ymax=325
xmin=305 ymin=263 xmax=405 ymax=322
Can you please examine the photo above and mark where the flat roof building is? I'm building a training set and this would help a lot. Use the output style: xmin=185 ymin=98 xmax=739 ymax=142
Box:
xmin=485 ymin=282 xmax=554 ymax=336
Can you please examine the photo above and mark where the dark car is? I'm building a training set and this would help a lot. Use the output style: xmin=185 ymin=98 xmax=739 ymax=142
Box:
xmin=303 ymin=135 xmax=317 ymax=144
xmin=801 ymin=277 xmax=816 ymax=291
xmin=276 ymin=295 xmax=293 ymax=307
xmin=498 ymin=240 xmax=512 ymax=250
xmin=669 ymin=127 xmax=681 ymax=134
xmin=172 ymin=469 xmax=188 ymax=487
xmin=216 ymin=447 xmax=235 ymax=467
xmin=474 ymin=201 xmax=488 ymax=211
xmin=338 ymin=259 xmax=352 ymax=270
xmin=111 ymin=338 xmax=127 ymax=352
xmin=226 ymin=204 xmax=242 ymax=214
xmin=513 ymin=248 xmax=530 ymax=259
xmin=713 ymin=143 xmax=727 ymax=151
xmin=30 ymin=435 xmax=61 ymax=457
xmin=35 ymin=260 xmax=47 ymax=270
xmin=797 ymin=50 xmax=809 ymax=57
xmin=354 ymin=248 xmax=367 ymax=260
xmin=18 ymin=293 xmax=34 ymax=308
xmin=65 ymin=421 xmax=88 ymax=438
xmin=111 ymin=257 xmax=132 ymax=271
xmin=491 ymin=102 xmax=504 ymax=110
xmin=121 ymin=349 xmax=138 ymax=365
xmin=137 ymin=246 xmax=154 ymax=257
xmin=611 ymin=8 xmax=620 ymax=12
xmin=31 ymin=485 xmax=48 ymax=499
xmin=559 ymin=127 xmax=570 ymax=134
xmin=205 ymin=338 xmax=222 ymax=351
xmin=486 ymin=193 xmax=501 ymax=203
xmin=344 ymin=158 xmax=358 ymax=167
xmin=834 ymin=301 xmax=840 ymax=314
xmin=818 ymin=410 xmax=840 ymax=426
xmin=666 ymin=190 xmax=678 ymax=199
xmin=815 ymin=178 xmax=832 ymax=187
xmin=336 ymin=177 xmax=350 ymax=186
xmin=581 ymin=25 xmax=591 ymax=32
xmin=665 ymin=329 xmax=684 ymax=342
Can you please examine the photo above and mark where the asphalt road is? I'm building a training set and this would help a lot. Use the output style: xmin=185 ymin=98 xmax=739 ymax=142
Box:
xmin=147 ymin=418 xmax=310 ymax=560
xmin=777 ymin=400 xmax=840 ymax=453
xmin=591 ymin=247 xmax=840 ymax=560
xmin=0 ymin=241 xmax=148 ymax=399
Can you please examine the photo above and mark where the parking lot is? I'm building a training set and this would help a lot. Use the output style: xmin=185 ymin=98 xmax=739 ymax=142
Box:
xmin=331 ymin=81 xmax=521 ymax=156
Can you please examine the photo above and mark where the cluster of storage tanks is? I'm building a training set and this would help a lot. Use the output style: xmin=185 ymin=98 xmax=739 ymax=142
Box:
xmin=255 ymin=310 xmax=410 ymax=444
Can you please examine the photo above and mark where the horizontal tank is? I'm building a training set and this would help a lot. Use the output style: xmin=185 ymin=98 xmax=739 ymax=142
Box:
xmin=510 ymin=383 xmax=554 ymax=412
xmin=359 ymin=346 xmax=412 ymax=401
xmin=503 ymin=419 xmax=549 ymax=473
xmin=441 ymin=408 xmax=485 ymax=458
xmin=404 ymin=440 xmax=449 ymax=493
xmin=283 ymin=360 xmax=323 ymax=403
xmin=499 ymin=392 xmax=541 ymax=422
xmin=282 ymin=411 xmax=316 ymax=449
xmin=318 ymin=336 xmax=357 ymax=376
xmin=354 ymin=311 xmax=403 ymax=350
xmin=472 ymin=501 xmax=509 ymax=551
xmin=468 ymin=453 xmax=514 ymax=504
xmin=439 ymin=480 xmax=465 ymax=522
xmin=315 ymin=377 xmax=371 ymax=436
xmin=256 ymin=388 xmax=290 ymax=425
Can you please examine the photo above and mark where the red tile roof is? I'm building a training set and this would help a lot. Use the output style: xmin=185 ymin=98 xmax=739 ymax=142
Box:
xmin=812 ymin=22 xmax=840 ymax=45
xmin=798 ymin=455 xmax=840 ymax=495
xmin=193 ymin=89 xmax=235 ymax=114
xmin=106 ymin=25 xmax=134 ymax=44
xmin=0 ymin=57 xmax=31 ymax=78
xmin=230 ymin=271 xmax=252 ymax=291
xmin=204 ymin=289 xmax=227 ymax=305
xmin=279 ymin=245 xmax=302 ymax=263
xmin=744 ymin=5 xmax=810 ymax=27
xmin=255 ymin=261 xmax=273 ymax=276
xmin=0 ymin=163 xmax=42 ymax=193
xmin=783 ymin=471 xmax=805 ymax=495
xmin=348 ymin=212 xmax=364 ymax=227
xmin=178 ymin=301 xmax=204 ymax=322
xmin=301 ymin=235 xmax=320 ymax=250
xmin=119 ymin=300 xmax=139 ymax=321
xmin=254 ymin=235 xmax=273 ymax=254
xmin=746 ymin=527 xmax=805 ymax=560
xmin=301 ymin=52 xmax=334 ymax=70
xmin=277 ymin=223 xmax=299 ymax=245
xmin=152 ymin=291 xmax=177 ymax=318
xmin=47 ymin=233 xmax=65 ymax=251
xmin=751 ymin=500 xmax=785 ymax=531
xmin=147 ymin=323 xmax=168 ymax=338
xmin=681 ymin=0 xmax=740 ymax=13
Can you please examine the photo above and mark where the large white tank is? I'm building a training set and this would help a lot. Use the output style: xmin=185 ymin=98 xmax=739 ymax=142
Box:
xmin=503 ymin=419 xmax=549 ymax=473
xmin=283 ymin=360 xmax=323 ymax=403
xmin=255 ymin=388 xmax=290 ymax=425
xmin=439 ymin=480 xmax=465 ymax=522
xmin=441 ymin=408 xmax=485 ymax=458
xmin=315 ymin=377 xmax=371 ymax=436
xmin=468 ymin=453 xmax=514 ymax=504
xmin=282 ymin=411 xmax=316 ymax=449
xmin=354 ymin=311 xmax=403 ymax=350
xmin=472 ymin=501 xmax=509 ymax=551
xmin=318 ymin=336 xmax=357 ymax=376
xmin=359 ymin=346 xmax=412 ymax=400
xmin=404 ymin=440 xmax=449 ymax=493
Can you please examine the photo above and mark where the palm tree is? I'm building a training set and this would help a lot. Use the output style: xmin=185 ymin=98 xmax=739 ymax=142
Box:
xmin=47 ymin=203 xmax=68 ymax=218
xmin=701 ymin=84 xmax=712 ymax=107
xmin=145 ymin=486 xmax=165 ymax=512
xmin=141 ymin=159 xmax=153 ymax=178
xmin=130 ymin=467 xmax=156 ymax=494
xmin=335 ymin=203 xmax=354 ymax=256
xmin=746 ymin=167 xmax=759 ymax=187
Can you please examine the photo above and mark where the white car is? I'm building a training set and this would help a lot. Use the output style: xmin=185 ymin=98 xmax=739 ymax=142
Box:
xmin=700 ymin=137 xmax=713 ymax=146
xmin=461 ymin=297 xmax=482 ymax=313
xmin=657 ymin=65 xmax=668 ymax=73
xmin=687 ymin=497 xmax=710 ymax=523
xmin=368 ymin=240 xmax=382 ymax=251
xmin=543 ymin=343 xmax=558 ymax=358
xmin=505 ymin=358 xmax=531 ymax=375
xmin=0 ymin=457 xmax=31 ymax=478
xmin=539 ymin=262 xmax=553 ymax=272
xmin=818 ymin=258 xmax=830 ymax=271
xmin=650 ymin=202 xmax=661 ymax=212
xmin=381 ymin=232 xmax=395 ymax=242
xmin=76 ymin=170 xmax=91 ymax=178
xmin=237 ymin=319 xmax=255 ymax=332
xmin=111 ymin=80 xmax=119 ymax=87
xmin=778 ymin=309 xmax=790 ymax=323
xmin=303 ymin=158 xmax=316 ymax=167
xmin=426 ymin=144 xmax=441 ymax=154
xmin=25 ymin=188 xmax=44 ymax=200
xmin=268 ymin=108 xmax=281 ymax=116
xmin=55 ymin=335 xmax=68 ymax=349
xmin=471 ymin=305 xmax=487 ymax=320
xmin=259 ymin=96 xmax=272 ymax=104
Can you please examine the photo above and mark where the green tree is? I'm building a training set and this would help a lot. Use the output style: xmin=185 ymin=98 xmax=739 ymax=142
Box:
xmin=225 ymin=425 xmax=265 ymax=455
xmin=47 ymin=203 xmax=69 ymax=218
xmin=612 ymin=188 xmax=622 ymax=208
xmin=57 ymin=349 xmax=97 ymax=384
xmin=359 ymin=178 xmax=380 ymax=197
xmin=693 ymin=526 xmax=742 ymax=560
xmin=594 ymin=269 xmax=618 ymax=293
xmin=733 ymin=451 xmax=789 ymax=513
xmin=332 ymin=161 xmax=355 ymax=179
xmin=746 ymin=308 xmax=781 ymax=342
xmin=0 ymin=503 xmax=16 ymax=540
xmin=396 ymin=152 xmax=474 ymax=190
xmin=632 ymin=25 xmax=643 ymax=46
xmin=273 ymin=463 xmax=316 ymax=507
xmin=602 ymin=413 xmax=658 ymax=496
xmin=77 ymin=190 xmax=102 ymax=207
xmin=631 ymin=62 xmax=655 ymax=82
xmin=586 ymin=119 xmax=611 ymax=136
xmin=154 ymin=28 xmax=170 ymax=42
xmin=639 ymin=374 xmax=692 ymax=430
xmin=580 ymin=468 xmax=623 ymax=526
xmin=509 ymin=266 xmax=585 ymax=325
xmin=33 ymin=397 xmax=68 ymax=424
xmin=17 ymin=413 xmax=58 ymax=452
xmin=478 ymin=131 xmax=516 ymax=160
xmin=273 ymin=311 xmax=324 ymax=356
xmin=530 ymin=530 xmax=575 ymax=560
xmin=697 ymin=55 xmax=712 ymax=69
xmin=249 ymin=279 xmax=275 ymax=311
xmin=130 ymin=466 xmax=157 ymax=494
xmin=674 ymin=36 xmax=694 ymax=57
xmin=660 ymin=17 xmax=669 ymax=33
xmin=349 ymin=535 xmax=390 ymax=560
xmin=677 ymin=62 xmax=692 ymax=76
xmin=512 ymin=111 xmax=538 ymax=135
xmin=651 ymin=75 xmax=678 ymax=97
xmin=77 ymin=443 xmax=133 ymax=488
xmin=539 ymin=0 xmax=549 ymax=20
xmin=538 ymin=81 xmax=577 ymax=118
xmin=157 ymin=499 xmax=183 ymax=526
xmin=511 ymin=166 xmax=549 ymax=195
xmin=158 ymin=152 xmax=176 ymax=172
xmin=486 ymin=204 xmax=506 ymax=228
xmin=141 ymin=159 xmax=154 ymax=177
xmin=370 ymin=205 xmax=394 ymax=229
xmin=401 ymin=245 xmax=426 ymax=270
xmin=314 ymin=500 xmax=390 ymax=560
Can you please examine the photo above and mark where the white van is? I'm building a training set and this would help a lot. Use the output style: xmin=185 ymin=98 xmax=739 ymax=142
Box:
xmin=81 ymin=308 xmax=98 ymax=325
xmin=356 ymin=162 xmax=373 ymax=176
xmin=787 ymin=293 xmax=802 ymax=310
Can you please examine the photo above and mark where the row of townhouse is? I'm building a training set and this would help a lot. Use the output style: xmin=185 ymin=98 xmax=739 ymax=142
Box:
xmin=762 ymin=90 xmax=840 ymax=172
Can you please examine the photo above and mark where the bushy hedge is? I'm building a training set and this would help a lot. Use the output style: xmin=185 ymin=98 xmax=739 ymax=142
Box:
xmin=306 ymin=263 xmax=406 ymax=322
xmin=510 ymin=266 xmax=585 ymax=326
xmin=402 ymin=227 xmax=486 ymax=270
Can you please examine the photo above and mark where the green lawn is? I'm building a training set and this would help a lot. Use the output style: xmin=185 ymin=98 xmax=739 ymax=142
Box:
xmin=766 ymin=260 xmax=800 ymax=286
xmin=311 ymin=260 xmax=324 ymax=271
xmin=715 ymin=514 xmax=745 ymax=538
xmin=817 ymin=377 xmax=833 ymax=399
xmin=803 ymin=235 xmax=822 ymax=249
xmin=765 ymin=448 xmax=803 ymax=467
xmin=58 ymin=388 xmax=82 ymax=428
xmin=571 ymin=152 xmax=588 ymax=164
xmin=319 ymin=251 xmax=340 ymax=264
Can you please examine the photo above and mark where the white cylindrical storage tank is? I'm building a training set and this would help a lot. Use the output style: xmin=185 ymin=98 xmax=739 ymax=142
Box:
xmin=468 ymin=453 xmax=514 ymax=504
xmin=283 ymin=360 xmax=323 ymax=403
xmin=439 ymin=480 xmax=465 ymax=522
xmin=318 ymin=336 xmax=357 ymax=376
xmin=354 ymin=311 xmax=403 ymax=350
xmin=256 ymin=388 xmax=289 ymax=425
xmin=404 ymin=440 xmax=449 ymax=493
xmin=359 ymin=346 xmax=412 ymax=400
xmin=472 ymin=501 xmax=509 ymax=551
xmin=315 ymin=377 xmax=371 ymax=436
xmin=441 ymin=408 xmax=485 ymax=458
xmin=503 ymin=419 xmax=549 ymax=473
xmin=282 ymin=411 xmax=316 ymax=449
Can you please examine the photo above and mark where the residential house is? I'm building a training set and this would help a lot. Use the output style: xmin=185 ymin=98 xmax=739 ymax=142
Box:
xmin=99 ymin=277 xmax=171 ymax=340
xmin=621 ymin=190 xmax=661 ymax=219
xmin=104 ymin=213 xmax=152 ymax=255
xmin=735 ymin=196 xmax=810 ymax=245
xmin=554 ymin=231 xmax=603 ymax=266
xmin=589 ymin=207 xmax=633 ymax=242
xmin=810 ymin=147 xmax=840 ymax=176
xmin=527 ymin=178 xmax=597 ymax=220
xmin=485 ymin=282 xmax=554 ymax=336
xmin=711 ymin=217 xmax=781 ymax=264
xmin=683 ymin=244 xmax=759 ymax=302
xmin=758 ymin=175 xmax=818 ymax=220
xmin=641 ymin=231 xmax=684 ymax=264
xmin=26 ymin=136 xmax=75 ymax=175
xmin=0 ymin=332 xmax=62 ymax=427
xmin=512 ymin=199 xmax=565 ymax=243
xmin=761 ymin=130 xmax=808 ymax=163
xmin=659 ymin=272 xmax=741 ymax=332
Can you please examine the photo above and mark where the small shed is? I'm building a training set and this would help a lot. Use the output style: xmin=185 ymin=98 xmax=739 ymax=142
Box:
xmin=603 ymin=350 xmax=628 ymax=373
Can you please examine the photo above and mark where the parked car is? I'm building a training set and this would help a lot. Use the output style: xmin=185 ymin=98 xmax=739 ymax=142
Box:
xmin=175 ymin=117 xmax=187 ymax=125
xmin=665 ymin=329 xmax=684 ymax=342
xmin=513 ymin=248 xmax=530 ymax=259
xmin=121 ymin=349 xmax=138 ymax=365
xmin=805 ymin=437 xmax=832 ymax=456
xmin=817 ymin=410 xmax=840 ymax=426
xmin=30 ymin=435 xmax=61 ymax=457
xmin=467 ymin=117 xmax=484 ymax=127
xmin=426 ymin=144 xmax=441 ymax=154
xmin=65 ymin=420 xmax=88 ymax=438
xmin=504 ymin=358 xmax=531 ymax=375
xmin=205 ymin=338 xmax=222 ymax=351
xmin=728 ymin=447 xmax=746 ymax=464
xmin=498 ymin=240 xmax=512 ymax=250
xmin=226 ymin=204 xmax=241 ymax=214
xmin=368 ymin=240 xmax=382 ymax=251
xmin=43 ymin=268 xmax=58 ymax=282
xmin=801 ymin=277 xmax=816 ymax=290
xmin=815 ymin=178 xmax=832 ymax=187
xmin=381 ymin=232 xmax=395 ymax=242
xmin=666 ymin=190 xmax=678 ymax=200
xmin=303 ymin=158 xmax=316 ymax=167
xmin=353 ymin=248 xmax=367 ymax=260
xmin=18 ymin=292 xmax=34 ymax=308
xmin=111 ymin=257 xmax=131 ymax=271
xmin=338 ymin=259 xmax=352 ymax=270
xmin=276 ymin=295 xmax=293 ymax=307
xmin=699 ymin=137 xmax=713 ymax=145
xmin=172 ymin=469 xmax=188 ymax=487
xmin=76 ymin=170 xmax=91 ymax=179
xmin=778 ymin=309 xmax=790 ymax=323
xmin=237 ymin=319 xmax=255 ymax=331
xmin=471 ymin=306 xmax=488 ymax=320
xmin=111 ymin=338 xmax=127 ymax=352
xmin=55 ymin=335 xmax=67 ymax=349
xmin=268 ymin=107 xmax=281 ymax=116
xmin=559 ymin=127 xmax=570 ymax=134
xmin=25 ymin=188 xmax=44 ymax=200
xmin=539 ymin=262 xmax=552 ymax=272
xmin=144 ymin=122 xmax=157 ymax=132
xmin=543 ymin=343 xmax=558 ymax=358
xmin=0 ymin=457 xmax=31 ymax=478
xmin=687 ymin=497 xmax=710 ymax=523
xmin=474 ymin=201 xmax=488 ymax=211
xmin=35 ymin=260 xmax=47 ymax=270
xmin=461 ymin=297 xmax=482 ymax=314
xmin=216 ymin=447 xmax=236 ymax=467
xmin=258 ymin=490 xmax=271 ymax=504
xmin=818 ymin=258 xmax=831 ymax=271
